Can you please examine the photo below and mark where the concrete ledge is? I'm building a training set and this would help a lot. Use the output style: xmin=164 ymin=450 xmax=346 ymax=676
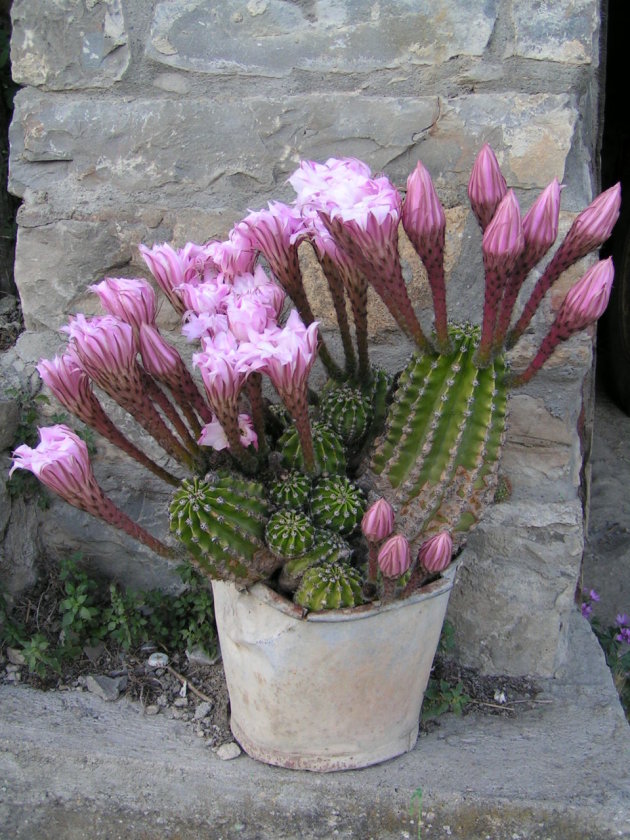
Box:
xmin=1 ymin=610 xmax=628 ymax=839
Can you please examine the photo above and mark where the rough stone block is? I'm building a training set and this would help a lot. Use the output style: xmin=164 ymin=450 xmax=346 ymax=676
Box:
xmin=147 ymin=0 xmax=497 ymax=76
xmin=11 ymin=0 xmax=129 ymax=90
xmin=505 ymin=0 xmax=598 ymax=65
xmin=447 ymin=500 xmax=584 ymax=676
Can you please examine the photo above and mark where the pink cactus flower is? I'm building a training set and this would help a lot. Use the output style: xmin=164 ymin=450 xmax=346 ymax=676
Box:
xmin=362 ymin=498 xmax=395 ymax=543
xmin=468 ymin=144 xmax=508 ymax=231
xmin=181 ymin=311 xmax=229 ymax=342
xmin=206 ymin=229 xmax=257 ymax=279
xmin=37 ymin=352 xmax=95 ymax=416
xmin=377 ymin=534 xmax=411 ymax=579
xmin=62 ymin=314 xmax=137 ymax=384
xmin=235 ymin=202 xmax=307 ymax=275
xmin=193 ymin=331 xmax=256 ymax=411
xmin=10 ymin=425 xmax=174 ymax=557
xmin=89 ymin=276 xmax=157 ymax=330
xmin=227 ymin=295 xmax=273 ymax=341
xmin=138 ymin=323 xmax=183 ymax=378
xmin=198 ymin=414 xmax=258 ymax=451
xmin=248 ymin=309 xmax=319 ymax=400
xmin=177 ymin=280 xmax=232 ymax=315
xmin=521 ymin=179 xmax=562 ymax=268
xmin=417 ymin=531 xmax=453 ymax=574
xmin=139 ymin=242 xmax=219 ymax=314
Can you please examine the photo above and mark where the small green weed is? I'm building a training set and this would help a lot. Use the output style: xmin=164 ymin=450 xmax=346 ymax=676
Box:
xmin=422 ymin=620 xmax=471 ymax=719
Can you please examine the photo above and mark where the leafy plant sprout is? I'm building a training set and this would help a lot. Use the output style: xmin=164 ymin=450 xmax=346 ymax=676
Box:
xmin=10 ymin=146 xmax=620 ymax=612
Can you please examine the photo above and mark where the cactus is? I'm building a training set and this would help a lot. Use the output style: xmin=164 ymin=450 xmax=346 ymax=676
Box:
xmin=294 ymin=561 xmax=365 ymax=611
xmin=319 ymin=383 xmax=373 ymax=447
xmin=268 ymin=471 xmax=312 ymax=510
xmin=278 ymin=529 xmax=353 ymax=592
xmin=278 ymin=420 xmax=346 ymax=476
xmin=309 ymin=476 xmax=366 ymax=536
xmin=169 ymin=474 xmax=276 ymax=584
xmin=369 ymin=324 xmax=507 ymax=554
xmin=265 ymin=509 xmax=316 ymax=559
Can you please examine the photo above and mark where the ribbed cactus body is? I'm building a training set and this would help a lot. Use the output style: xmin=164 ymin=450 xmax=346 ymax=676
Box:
xmin=294 ymin=561 xmax=364 ymax=611
xmin=319 ymin=383 xmax=372 ymax=446
xmin=265 ymin=509 xmax=315 ymax=559
xmin=169 ymin=474 xmax=272 ymax=584
xmin=278 ymin=421 xmax=346 ymax=476
xmin=370 ymin=325 xmax=507 ymax=549
xmin=268 ymin=472 xmax=312 ymax=510
xmin=278 ymin=530 xmax=352 ymax=592
xmin=310 ymin=476 xmax=366 ymax=536
xmin=362 ymin=366 xmax=393 ymax=439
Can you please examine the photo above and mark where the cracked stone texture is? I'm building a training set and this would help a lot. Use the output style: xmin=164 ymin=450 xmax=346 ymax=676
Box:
xmin=11 ymin=0 xmax=130 ymax=90
xmin=147 ymin=0 xmax=498 ymax=76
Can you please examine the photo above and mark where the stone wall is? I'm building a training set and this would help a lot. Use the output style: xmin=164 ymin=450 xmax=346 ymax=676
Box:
xmin=3 ymin=0 xmax=604 ymax=676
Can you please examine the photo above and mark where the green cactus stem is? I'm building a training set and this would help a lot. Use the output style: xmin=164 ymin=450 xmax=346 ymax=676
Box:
xmin=294 ymin=561 xmax=364 ymax=611
xmin=268 ymin=472 xmax=312 ymax=510
xmin=265 ymin=509 xmax=315 ymax=559
xmin=278 ymin=420 xmax=346 ymax=476
xmin=278 ymin=529 xmax=352 ymax=592
xmin=169 ymin=474 xmax=275 ymax=585
xmin=369 ymin=324 xmax=507 ymax=552
xmin=310 ymin=475 xmax=366 ymax=536
xmin=319 ymin=383 xmax=373 ymax=447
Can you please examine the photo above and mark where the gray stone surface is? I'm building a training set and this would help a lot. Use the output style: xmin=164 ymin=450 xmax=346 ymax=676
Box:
xmin=11 ymin=0 xmax=129 ymax=90
xmin=0 ymin=398 xmax=19 ymax=451
xmin=0 ymin=611 xmax=628 ymax=839
xmin=506 ymin=0 xmax=598 ymax=64
xmin=147 ymin=0 xmax=497 ymax=76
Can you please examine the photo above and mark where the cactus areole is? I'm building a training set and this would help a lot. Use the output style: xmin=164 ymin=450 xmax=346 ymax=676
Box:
xmin=11 ymin=147 xmax=620 ymax=768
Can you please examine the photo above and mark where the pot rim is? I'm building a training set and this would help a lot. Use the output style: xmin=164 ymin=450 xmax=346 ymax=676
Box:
xmin=228 ymin=558 xmax=460 ymax=624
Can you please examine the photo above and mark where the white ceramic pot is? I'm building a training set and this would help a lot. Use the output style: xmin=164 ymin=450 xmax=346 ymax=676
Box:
xmin=212 ymin=562 xmax=458 ymax=771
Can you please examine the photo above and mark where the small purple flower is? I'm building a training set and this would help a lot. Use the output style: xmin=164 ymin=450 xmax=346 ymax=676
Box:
xmin=615 ymin=627 xmax=630 ymax=645
xmin=581 ymin=602 xmax=593 ymax=620
xmin=616 ymin=613 xmax=630 ymax=628
xmin=589 ymin=589 xmax=600 ymax=602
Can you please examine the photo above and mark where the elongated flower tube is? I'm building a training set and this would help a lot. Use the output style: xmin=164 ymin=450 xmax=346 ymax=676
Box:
xmin=37 ymin=352 xmax=179 ymax=486
xmin=245 ymin=310 xmax=319 ymax=473
xmin=193 ymin=331 xmax=259 ymax=472
xmin=477 ymin=190 xmax=524 ymax=365
xmin=63 ymin=314 xmax=195 ymax=468
xmin=10 ymin=425 xmax=176 ymax=558
xmin=508 ymin=183 xmax=621 ymax=347
xmin=138 ymin=323 xmax=212 ymax=431
xmin=494 ymin=179 xmax=562 ymax=350
xmin=468 ymin=144 xmax=508 ymax=231
xmin=402 ymin=161 xmax=449 ymax=350
xmin=512 ymin=258 xmax=614 ymax=385
xmin=90 ymin=277 xmax=157 ymax=332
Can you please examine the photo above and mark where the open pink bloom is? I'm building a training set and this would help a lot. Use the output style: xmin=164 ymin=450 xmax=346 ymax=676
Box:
xmin=206 ymin=229 xmax=257 ymax=279
xmin=468 ymin=144 xmax=508 ymax=231
xmin=362 ymin=498 xmax=395 ymax=543
xmin=139 ymin=242 xmax=219 ymax=314
xmin=377 ymin=534 xmax=411 ymax=579
xmin=193 ymin=331 xmax=258 ymax=411
xmin=177 ymin=280 xmax=232 ymax=315
xmin=227 ymin=295 xmax=273 ymax=341
xmin=89 ymin=276 xmax=157 ymax=330
xmin=235 ymin=202 xmax=307 ymax=275
xmin=10 ymin=425 xmax=98 ymax=504
xmin=37 ymin=352 xmax=94 ymax=415
xmin=231 ymin=265 xmax=286 ymax=320
xmin=62 ymin=314 xmax=137 ymax=382
xmin=181 ymin=311 xmax=229 ymax=342
xmin=247 ymin=310 xmax=319 ymax=400
xmin=417 ymin=531 xmax=453 ymax=573
xmin=289 ymin=157 xmax=373 ymax=207
xmin=198 ymin=414 xmax=258 ymax=451
xmin=557 ymin=257 xmax=615 ymax=332
xmin=521 ymin=179 xmax=562 ymax=267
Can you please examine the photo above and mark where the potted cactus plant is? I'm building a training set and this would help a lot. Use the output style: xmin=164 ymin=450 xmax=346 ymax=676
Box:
xmin=10 ymin=145 xmax=620 ymax=770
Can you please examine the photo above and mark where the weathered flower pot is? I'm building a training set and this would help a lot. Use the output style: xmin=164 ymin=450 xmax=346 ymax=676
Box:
xmin=211 ymin=562 xmax=458 ymax=771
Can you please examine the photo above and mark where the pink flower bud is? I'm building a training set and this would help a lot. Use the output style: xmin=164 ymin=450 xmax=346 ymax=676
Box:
xmin=558 ymin=257 xmax=614 ymax=332
xmin=402 ymin=161 xmax=446 ymax=243
xmin=377 ymin=534 xmax=411 ymax=579
xmin=361 ymin=498 xmax=395 ymax=542
xmin=482 ymin=190 xmax=524 ymax=272
xmin=138 ymin=324 xmax=181 ymax=378
xmin=468 ymin=144 xmax=508 ymax=231
xmin=570 ymin=183 xmax=621 ymax=254
xmin=522 ymin=179 xmax=562 ymax=265
xmin=417 ymin=531 xmax=453 ymax=573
